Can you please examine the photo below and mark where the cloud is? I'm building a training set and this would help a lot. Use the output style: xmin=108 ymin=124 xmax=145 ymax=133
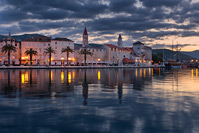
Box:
xmin=152 ymin=43 xmax=197 ymax=49
xmin=0 ymin=0 xmax=199 ymax=47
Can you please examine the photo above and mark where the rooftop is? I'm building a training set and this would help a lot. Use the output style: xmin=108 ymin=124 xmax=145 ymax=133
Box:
xmin=23 ymin=36 xmax=51 ymax=42
xmin=53 ymin=37 xmax=73 ymax=42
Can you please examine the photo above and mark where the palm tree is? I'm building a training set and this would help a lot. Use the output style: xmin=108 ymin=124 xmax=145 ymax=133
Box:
xmin=1 ymin=44 xmax=16 ymax=66
xmin=79 ymin=48 xmax=93 ymax=66
xmin=61 ymin=46 xmax=74 ymax=66
xmin=44 ymin=47 xmax=56 ymax=66
xmin=24 ymin=48 xmax=38 ymax=65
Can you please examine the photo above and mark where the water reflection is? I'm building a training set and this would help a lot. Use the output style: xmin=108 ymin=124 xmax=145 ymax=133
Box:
xmin=82 ymin=70 xmax=88 ymax=106
xmin=0 ymin=68 xmax=198 ymax=132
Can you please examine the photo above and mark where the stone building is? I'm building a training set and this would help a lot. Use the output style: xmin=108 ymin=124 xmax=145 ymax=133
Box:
xmin=51 ymin=38 xmax=74 ymax=65
xmin=21 ymin=36 xmax=51 ymax=65
xmin=0 ymin=32 xmax=20 ymax=65
xmin=21 ymin=36 xmax=75 ymax=65
xmin=74 ymin=29 xmax=152 ymax=66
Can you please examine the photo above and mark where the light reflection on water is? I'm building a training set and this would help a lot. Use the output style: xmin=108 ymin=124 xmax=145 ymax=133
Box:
xmin=0 ymin=68 xmax=199 ymax=132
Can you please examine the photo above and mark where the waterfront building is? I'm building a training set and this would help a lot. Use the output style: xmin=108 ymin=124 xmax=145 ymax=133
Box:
xmin=21 ymin=36 xmax=75 ymax=65
xmin=0 ymin=32 xmax=20 ymax=65
xmin=133 ymin=41 xmax=152 ymax=65
xmin=0 ymin=30 xmax=152 ymax=66
xmin=51 ymin=38 xmax=74 ymax=65
xmin=104 ymin=44 xmax=132 ymax=65
xmin=74 ymin=29 xmax=152 ymax=66
xmin=21 ymin=36 xmax=51 ymax=65
xmin=74 ymin=28 xmax=108 ymax=65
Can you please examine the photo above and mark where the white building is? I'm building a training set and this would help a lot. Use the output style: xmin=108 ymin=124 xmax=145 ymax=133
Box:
xmin=21 ymin=36 xmax=51 ymax=65
xmin=0 ymin=32 xmax=20 ymax=65
xmin=51 ymin=38 xmax=74 ymax=65
xmin=21 ymin=36 xmax=75 ymax=65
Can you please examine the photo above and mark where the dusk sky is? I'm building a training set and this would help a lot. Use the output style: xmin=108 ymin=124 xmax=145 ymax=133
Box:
xmin=0 ymin=0 xmax=199 ymax=51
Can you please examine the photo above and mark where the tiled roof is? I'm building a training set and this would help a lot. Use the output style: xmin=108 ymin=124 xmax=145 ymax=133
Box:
xmin=53 ymin=38 xmax=73 ymax=42
xmin=104 ymin=44 xmax=118 ymax=48
xmin=122 ymin=58 xmax=135 ymax=63
xmin=105 ymin=44 xmax=132 ymax=52
xmin=23 ymin=36 xmax=51 ymax=42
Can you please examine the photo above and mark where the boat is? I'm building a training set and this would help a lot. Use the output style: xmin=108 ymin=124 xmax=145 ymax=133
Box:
xmin=165 ymin=60 xmax=182 ymax=69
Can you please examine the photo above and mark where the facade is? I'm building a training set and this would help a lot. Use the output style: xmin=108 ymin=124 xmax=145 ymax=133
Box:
xmin=0 ymin=29 xmax=152 ymax=66
xmin=133 ymin=41 xmax=152 ymax=65
xmin=104 ymin=44 xmax=132 ymax=65
xmin=21 ymin=36 xmax=51 ymax=65
xmin=75 ymin=45 xmax=107 ymax=65
xmin=75 ymin=29 xmax=152 ymax=66
xmin=21 ymin=36 xmax=75 ymax=65
xmin=0 ymin=32 xmax=20 ymax=65
xmin=51 ymin=38 xmax=74 ymax=65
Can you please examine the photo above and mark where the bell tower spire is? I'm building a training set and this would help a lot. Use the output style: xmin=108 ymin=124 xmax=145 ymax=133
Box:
xmin=8 ymin=31 xmax=11 ymax=39
xmin=117 ymin=34 xmax=123 ymax=47
xmin=82 ymin=27 xmax=88 ymax=47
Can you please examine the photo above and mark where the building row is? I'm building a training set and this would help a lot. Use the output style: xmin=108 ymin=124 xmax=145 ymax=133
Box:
xmin=0 ymin=28 xmax=152 ymax=66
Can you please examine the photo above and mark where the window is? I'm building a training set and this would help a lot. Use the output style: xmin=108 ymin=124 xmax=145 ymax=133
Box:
xmin=55 ymin=47 xmax=57 ymax=49
xmin=55 ymin=42 xmax=57 ymax=45
xmin=44 ymin=43 xmax=46 ymax=46
xmin=15 ymin=44 xmax=17 ymax=46
xmin=39 ymin=48 xmax=42 ymax=52
xmin=48 ymin=43 xmax=50 ymax=46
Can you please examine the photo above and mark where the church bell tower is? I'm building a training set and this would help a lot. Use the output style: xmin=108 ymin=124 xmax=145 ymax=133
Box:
xmin=117 ymin=34 xmax=123 ymax=47
xmin=82 ymin=27 xmax=88 ymax=47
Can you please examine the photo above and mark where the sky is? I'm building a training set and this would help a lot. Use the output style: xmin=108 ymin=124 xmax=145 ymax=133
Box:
xmin=0 ymin=0 xmax=199 ymax=51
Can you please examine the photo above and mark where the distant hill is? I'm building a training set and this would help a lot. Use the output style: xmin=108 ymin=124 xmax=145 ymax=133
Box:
xmin=181 ymin=50 xmax=199 ymax=59
xmin=153 ymin=49 xmax=195 ymax=61
xmin=0 ymin=34 xmax=46 ymax=41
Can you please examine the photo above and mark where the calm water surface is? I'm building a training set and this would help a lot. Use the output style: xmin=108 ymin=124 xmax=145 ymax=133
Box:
xmin=0 ymin=68 xmax=199 ymax=133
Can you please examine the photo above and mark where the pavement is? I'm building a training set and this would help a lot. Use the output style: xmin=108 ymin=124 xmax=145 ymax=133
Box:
xmin=0 ymin=65 xmax=165 ymax=69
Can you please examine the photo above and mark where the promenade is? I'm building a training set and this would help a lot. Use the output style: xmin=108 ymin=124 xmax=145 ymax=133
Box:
xmin=0 ymin=65 xmax=165 ymax=69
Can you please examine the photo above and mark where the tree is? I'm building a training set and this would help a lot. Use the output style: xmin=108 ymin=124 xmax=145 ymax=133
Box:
xmin=44 ymin=47 xmax=56 ymax=66
xmin=79 ymin=48 xmax=93 ymax=66
xmin=61 ymin=46 xmax=74 ymax=66
xmin=24 ymin=48 xmax=38 ymax=65
xmin=152 ymin=53 xmax=163 ymax=63
xmin=1 ymin=44 xmax=16 ymax=66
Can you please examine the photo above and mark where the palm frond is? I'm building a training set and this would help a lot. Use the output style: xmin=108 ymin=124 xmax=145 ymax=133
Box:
xmin=61 ymin=46 xmax=74 ymax=54
xmin=25 ymin=48 xmax=38 ymax=56
xmin=1 ymin=44 xmax=16 ymax=53
xmin=44 ymin=47 xmax=56 ymax=55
